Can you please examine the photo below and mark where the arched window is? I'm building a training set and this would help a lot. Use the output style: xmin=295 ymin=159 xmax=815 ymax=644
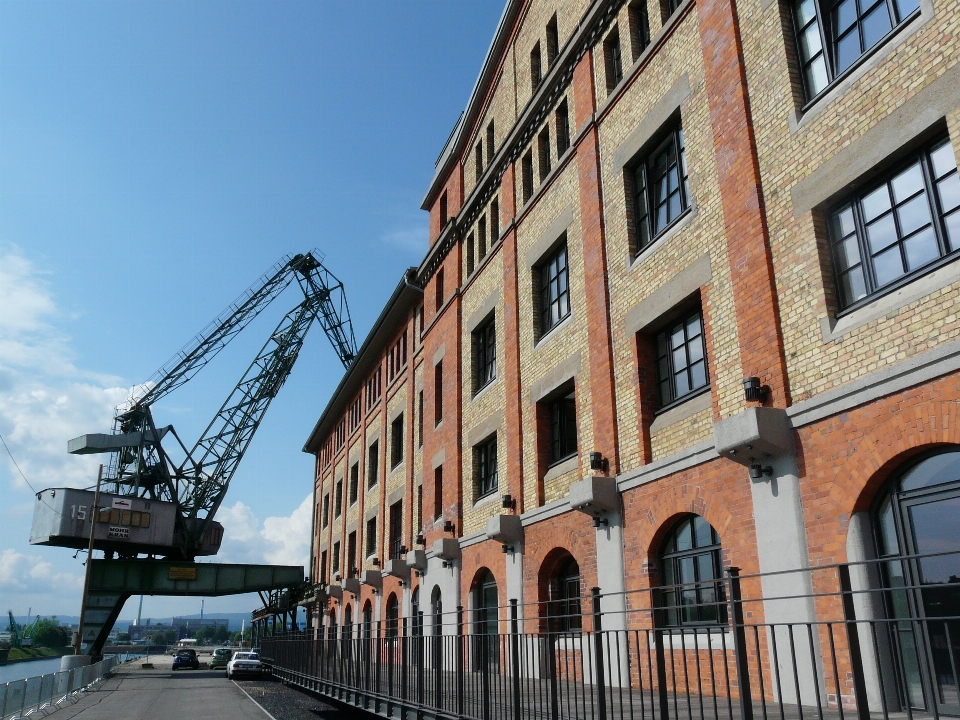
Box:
xmin=550 ymin=556 xmax=582 ymax=633
xmin=431 ymin=587 xmax=443 ymax=636
xmin=873 ymin=449 xmax=960 ymax=715
xmin=385 ymin=593 xmax=400 ymax=639
xmin=472 ymin=569 xmax=499 ymax=669
xmin=411 ymin=587 xmax=422 ymax=637
xmin=343 ymin=604 xmax=353 ymax=640
xmin=362 ymin=601 xmax=373 ymax=640
xmin=658 ymin=515 xmax=726 ymax=627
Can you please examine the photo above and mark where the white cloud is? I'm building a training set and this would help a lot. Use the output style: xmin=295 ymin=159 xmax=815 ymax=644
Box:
xmin=0 ymin=548 xmax=85 ymax=613
xmin=217 ymin=493 xmax=312 ymax=570
xmin=381 ymin=223 xmax=428 ymax=255
xmin=0 ymin=245 xmax=129 ymax=491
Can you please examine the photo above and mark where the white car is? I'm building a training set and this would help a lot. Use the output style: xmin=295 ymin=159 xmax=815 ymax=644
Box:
xmin=225 ymin=651 xmax=264 ymax=679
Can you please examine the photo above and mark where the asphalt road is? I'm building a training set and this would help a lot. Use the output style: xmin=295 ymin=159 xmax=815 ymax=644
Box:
xmin=54 ymin=655 xmax=351 ymax=720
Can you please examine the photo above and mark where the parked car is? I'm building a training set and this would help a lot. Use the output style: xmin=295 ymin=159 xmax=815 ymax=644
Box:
xmin=209 ymin=647 xmax=232 ymax=669
xmin=172 ymin=648 xmax=200 ymax=671
xmin=226 ymin=651 xmax=263 ymax=679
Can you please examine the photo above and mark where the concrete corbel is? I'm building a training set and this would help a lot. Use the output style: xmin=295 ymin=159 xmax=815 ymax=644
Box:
xmin=360 ymin=570 xmax=382 ymax=590
xmin=432 ymin=537 xmax=461 ymax=561
xmin=343 ymin=577 xmax=361 ymax=595
xmin=568 ymin=476 xmax=620 ymax=519
xmin=485 ymin=514 xmax=523 ymax=545
xmin=713 ymin=407 xmax=795 ymax=466
xmin=383 ymin=558 xmax=410 ymax=581
xmin=406 ymin=549 xmax=428 ymax=572
xmin=325 ymin=584 xmax=343 ymax=600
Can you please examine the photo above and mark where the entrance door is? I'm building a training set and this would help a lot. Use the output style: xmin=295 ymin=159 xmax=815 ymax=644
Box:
xmin=875 ymin=450 xmax=960 ymax=716
xmin=473 ymin=570 xmax=499 ymax=670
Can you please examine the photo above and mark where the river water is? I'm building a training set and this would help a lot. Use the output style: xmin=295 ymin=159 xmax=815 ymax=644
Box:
xmin=0 ymin=654 xmax=144 ymax=684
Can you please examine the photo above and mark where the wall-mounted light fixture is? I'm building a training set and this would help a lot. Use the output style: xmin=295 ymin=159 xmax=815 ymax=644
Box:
xmin=442 ymin=560 xmax=453 ymax=569
xmin=749 ymin=462 xmax=773 ymax=479
xmin=372 ymin=557 xmax=380 ymax=567
xmin=501 ymin=494 xmax=516 ymax=510
xmin=592 ymin=516 xmax=609 ymax=528
xmin=589 ymin=452 xmax=608 ymax=472
xmin=743 ymin=377 xmax=767 ymax=403
xmin=415 ymin=534 xmax=426 ymax=546
xmin=443 ymin=520 xmax=455 ymax=534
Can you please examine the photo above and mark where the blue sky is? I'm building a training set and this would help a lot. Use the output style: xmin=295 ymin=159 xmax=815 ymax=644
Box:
xmin=0 ymin=1 xmax=503 ymax=621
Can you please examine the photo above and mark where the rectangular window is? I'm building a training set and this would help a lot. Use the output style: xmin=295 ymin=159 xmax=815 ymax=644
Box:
xmin=349 ymin=395 xmax=362 ymax=433
xmin=467 ymin=233 xmax=476 ymax=275
xmin=546 ymin=14 xmax=559 ymax=66
xmin=322 ymin=494 xmax=329 ymax=528
xmin=434 ymin=361 xmax=443 ymax=425
xmin=349 ymin=463 xmax=359 ymax=505
xmin=367 ymin=440 xmax=379 ymax=488
xmin=365 ymin=517 xmax=377 ymax=558
xmin=475 ymin=141 xmax=484 ymax=182
xmin=538 ymin=127 xmax=552 ymax=181
xmin=830 ymin=137 xmax=960 ymax=310
xmin=434 ymin=465 xmax=443 ymax=520
xmin=334 ymin=419 xmax=345 ymax=450
xmin=416 ymin=484 xmax=423 ymax=534
xmin=556 ymin=100 xmax=570 ymax=156
xmin=479 ymin=215 xmax=487 ymax=260
xmin=474 ymin=436 xmax=499 ymax=501
xmin=632 ymin=123 xmax=690 ymax=253
xmin=486 ymin=121 xmax=495 ymax=165
xmin=365 ymin=368 xmax=382 ymax=411
xmin=491 ymin=198 xmax=500 ymax=241
xmin=530 ymin=42 xmax=542 ymax=90
xmin=655 ymin=307 xmax=709 ymax=407
xmin=792 ymin=0 xmax=919 ymax=102
xmin=629 ymin=1 xmax=651 ymax=59
xmin=522 ymin=151 xmax=534 ymax=204
xmin=663 ymin=0 xmax=683 ymax=19
xmin=605 ymin=29 xmax=623 ymax=91
xmin=473 ymin=314 xmax=497 ymax=393
xmin=347 ymin=531 xmax=357 ymax=577
xmin=389 ymin=500 xmax=403 ymax=560
xmin=440 ymin=191 xmax=448 ymax=224
xmin=548 ymin=389 xmax=578 ymax=464
xmin=391 ymin=414 xmax=404 ymax=468
xmin=320 ymin=550 xmax=328 ymax=584
xmin=335 ymin=479 xmax=343 ymax=518
xmin=333 ymin=541 xmax=341 ymax=574
xmin=436 ymin=268 xmax=445 ymax=310
xmin=418 ymin=390 xmax=424 ymax=448
xmin=538 ymin=240 xmax=571 ymax=336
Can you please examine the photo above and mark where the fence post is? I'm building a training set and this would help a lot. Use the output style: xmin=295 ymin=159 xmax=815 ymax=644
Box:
xmin=510 ymin=599 xmax=522 ymax=720
xmin=434 ymin=620 xmax=443 ymax=710
xmin=726 ymin=567 xmax=754 ymax=720
xmin=481 ymin=608 xmax=491 ymax=720
xmin=592 ymin=588 xmax=608 ymax=720
xmin=838 ymin=564 xmax=871 ymax=720
xmin=652 ymin=596 xmax=671 ymax=720
xmin=401 ymin=615 xmax=408 ymax=703
xmin=456 ymin=606 xmax=465 ymax=719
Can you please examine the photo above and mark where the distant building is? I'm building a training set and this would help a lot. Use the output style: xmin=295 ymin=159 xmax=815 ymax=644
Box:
xmin=170 ymin=617 xmax=228 ymax=639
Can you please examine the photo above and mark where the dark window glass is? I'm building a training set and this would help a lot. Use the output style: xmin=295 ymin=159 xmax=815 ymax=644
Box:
xmin=539 ymin=128 xmax=552 ymax=181
xmin=605 ymin=30 xmax=623 ymax=90
xmin=630 ymin=1 xmax=651 ymax=58
xmin=655 ymin=308 xmax=709 ymax=407
xmin=659 ymin=516 xmax=727 ymax=627
xmin=322 ymin=494 xmax=329 ymax=528
xmin=538 ymin=241 xmax=571 ymax=336
xmin=472 ymin=571 xmax=499 ymax=669
xmin=333 ymin=541 xmax=340 ymax=574
xmin=347 ymin=531 xmax=357 ymax=577
xmin=365 ymin=517 xmax=376 ymax=558
xmin=391 ymin=414 xmax=404 ymax=468
xmin=522 ymin=151 xmax=535 ymax=204
xmin=551 ymin=557 xmax=583 ymax=632
xmin=530 ymin=42 xmax=542 ymax=90
xmin=792 ymin=0 xmax=919 ymax=101
xmin=474 ymin=436 xmax=499 ymax=500
xmin=548 ymin=390 xmax=578 ymax=464
xmin=546 ymin=15 xmax=559 ymax=66
xmin=491 ymin=199 xmax=500 ymax=241
xmin=349 ymin=463 xmax=359 ymax=505
xmin=486 ymin=121 xmax=495 ymax=165
xmin=831 ymin=138 xmax=959 ymax=310
xmin=440 ymin=192 xmax=448 ymax=224
xmin=436 ymin=268 xmax=445 ymax=310
xmin=479 ymin=216 xmax=487 ymax=260
xmin=556 ymin=100 xmax=570 ymax=156
xmin=386 ymin=594 xmax=399 ymax=639
xmin=320 ymin=550 xmax=328 ymax=583
xmin=434 ymin=465 xmax=443 ymax=520
xmin=434 ymin=361 xmax=443 ymax=424
xmin=633 ymin=124 xmax=689 ymax=253
xmin=389 ymin=501 xmax=403 ymax=560
xmin=476 ymin=142 xmax=484 ymax=182
xmin=418 ymin=390 xmax=424 ymax=448
xmin=474 ymin=315 xmax=497 ymax=393
xmin=335 ymin=480 xmax=342 ymax=517
xmin=367 ymin=441 xmax=379 ymax=488
xmin=467 ymin=233 xmax=475 ymax=275
xmin=663 ymin=0 xmax=683 ymax=18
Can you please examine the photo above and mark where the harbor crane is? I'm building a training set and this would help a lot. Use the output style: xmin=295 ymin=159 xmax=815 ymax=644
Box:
xmin=30 ymin=251 xmax=356 ymax=654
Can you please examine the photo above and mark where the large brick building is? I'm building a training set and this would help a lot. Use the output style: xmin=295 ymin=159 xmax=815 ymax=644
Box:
xmin=302 ymin=0 xmax=960 ymax=712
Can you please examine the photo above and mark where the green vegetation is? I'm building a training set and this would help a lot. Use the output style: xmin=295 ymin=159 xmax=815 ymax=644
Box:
xmin=191 ymin=624 xmax=231 ymax=644
xmin=8 ymin=646 xmax=69 ymax=662
xmin=29 ymin=617 xmax=71 ymax=648
xmin=148 ymin=629 xmax=178 ymax=645
xmin=116 ymin=632 xmax=131 ymax=643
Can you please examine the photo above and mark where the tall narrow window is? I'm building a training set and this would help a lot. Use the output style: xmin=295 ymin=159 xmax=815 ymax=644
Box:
xmin=434 ymin=465 xmax=443 ymax=520
xmin=365 ymin=517 xmax=377 ymax=558
xmin=347 ymin=531 xmax=357 ymax=577
xmin=632 ymin=123 xmax=690 ymax=252
xmin=475 ymin=141 xmax=484 ymax=182
xmin=418 ymin=390 xmax=424 ymax=448
xmin=322 ymin=494 xmax=329 ymax=528
xmin=434 ymin=361 xmax=443 ymax=425
xmin=440 ymin=191 xmax=448 ymax=224
xmin=655 ymin=307 xmax=709 ymax=407
xmin=391 ymin=414 xmax=404 ymax=469
xmin=474 ymin=436 xmax=499 ymax=501
xmin=538 ymin=240 xmax=571 ymax=336
xmin=335 ymin=479 xmax=343 ymax=518
xmin=663 ymin=0 xmax=683 ymax=20
xmin=436 ymin=268 xmax=445 ymax=310
xmin=473 ymin=314 xmax=497 ymax=393
xmin=658 ymin=515 xmax=726 ymax=627
xmin=333 ymin=540 xmax=341 ymax=574
xmin=830 ymin=137 xmax=959 ymax=310
xmin=547 ymin=388 xmax=577 ymax=464
xmin=629 ymin=1 xmax=651 ymax=59
xmin=486 ymin=121 xmax=495 ymax=165
xmin=349 ymin=463 xmax=359 ymax=505
xmin=538 ymin=127 xmax=552 ymax=181
xmin=546 ymin=15 xmax=559 ymax=66
xmin=490 ymin=198 xmax=500 ymax=241
xmin=604 ymin=29 xmax=623 ymax=91
xmin=467 ymin=233 xmax=476 ymax=275
xmin=479 ymin=215 xmax=487 ymax=260
xmin=791 ymin=0 xmax=919 ymax=101
xmin=320 ymin=550 xmax=328 ymax=584
xmin=530 ymin=42 xmax=542 ymax=90
xmin=556 ymin=100 xmax=570 ymax=156
xmin=389 ymin=500 xmax=403 ymax=560
xmin=367 ymin=440 xmax=379 ymax=488
xmin=522 ymin=151 xmax=534 ymax=204
xmin=416 ymin=484 xmax=423 ymax=534
xmin=551 ymin=557 xmax=583 ymax=632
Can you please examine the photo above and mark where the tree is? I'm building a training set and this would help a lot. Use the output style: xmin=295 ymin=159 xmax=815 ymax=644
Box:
xmin=116 ymin=632 xmax=131 ymax=643
xmin=30 ymin=617 xmax=71 ymax=648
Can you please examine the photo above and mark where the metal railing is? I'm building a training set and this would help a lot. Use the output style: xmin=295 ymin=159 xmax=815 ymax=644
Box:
xmin=0 ymin=656 xmax=120 ymax=720
xmin=261 ymin=554 xmax=960 ymax=720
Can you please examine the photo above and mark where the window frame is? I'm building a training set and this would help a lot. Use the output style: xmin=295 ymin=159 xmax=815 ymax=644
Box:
xmin=657 ymin=515 xmax=727 ymax=628
xmin=390 ymin=414 xmax=404 ymax=469
xmin=653 ymin=305 xmax=710 ymax=411
xmin=547 ymin=388 xmax=578 ymax=466
xmin=537 ymin=239 xmax=572 ymax=338
xmin=365 ymin=517 xmax=377 ymax=558
xmin=349 ymin=463 xmax=359 ymax=505
xmin=367 ymin=441 xmax=379 ymax=489
xmin=551 ymin=557 xmax=583 ymax=633
xmin=604 ymin=28 xmax=623 ymax=91
xmin=473 ymin=314 xmax=497 ymax=394
xmin=828 ymin=136 xmax=960 ymax=314
xmin=631 ymin=122 xmax=691 ymax=255
xmin=474 ymin=435 xmax=499 ymax=502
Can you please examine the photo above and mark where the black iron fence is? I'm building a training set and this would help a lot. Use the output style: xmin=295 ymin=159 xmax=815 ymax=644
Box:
xmin=261 ymin=554 xmax=959 ymax=720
